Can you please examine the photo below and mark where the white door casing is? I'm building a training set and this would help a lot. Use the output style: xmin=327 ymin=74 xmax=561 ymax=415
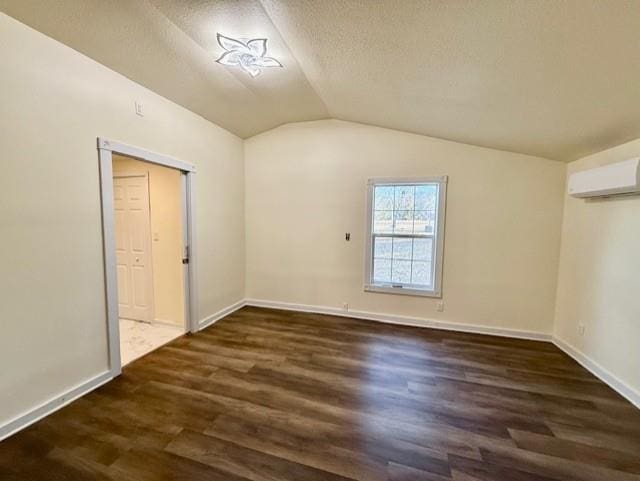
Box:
xmin=98 ymin=137 xmax=197 ymax=377
xmin=113 ymin=173 xmax=154 ymax=322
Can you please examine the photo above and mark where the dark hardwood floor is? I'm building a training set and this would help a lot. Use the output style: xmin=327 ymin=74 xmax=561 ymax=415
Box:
xmin=2 ymin=306 xmax=640 ymax=480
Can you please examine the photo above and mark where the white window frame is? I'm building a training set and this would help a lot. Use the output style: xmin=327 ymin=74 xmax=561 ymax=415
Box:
xmin=364 ymin=176 xmax=448 ymax=298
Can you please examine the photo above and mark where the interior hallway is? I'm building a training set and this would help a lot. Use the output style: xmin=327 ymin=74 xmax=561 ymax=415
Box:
xmin=119 ymin=319 xmax=183 ymax=366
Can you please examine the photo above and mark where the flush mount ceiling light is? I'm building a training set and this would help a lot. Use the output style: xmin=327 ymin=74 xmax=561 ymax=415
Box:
xmin=215 ymin=33 xmax=283 ymax=78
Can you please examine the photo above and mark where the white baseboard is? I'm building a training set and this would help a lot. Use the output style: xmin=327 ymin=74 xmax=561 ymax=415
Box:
xmin=198 ymin=299 xmax=247 ymax=330
xmin=153 ymin=318 xmax=185 ymax=328
xmin=244 ymin=298 xmax=551 ymax=341
xmin=0 ymin=370 xmax=113 ymax=442
xmin=552 ymin=337 xmax=640 ymax=409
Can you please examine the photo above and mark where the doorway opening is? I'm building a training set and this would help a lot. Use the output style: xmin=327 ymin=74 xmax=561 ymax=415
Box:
xmin=113 ymin=155 xmax=185 ymax=364
xmin=97 ymin=139 xmax=197 ymax=376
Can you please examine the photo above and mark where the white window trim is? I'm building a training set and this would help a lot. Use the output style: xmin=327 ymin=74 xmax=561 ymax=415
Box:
xmin=364 ymin=175 xmax=448 ymax=298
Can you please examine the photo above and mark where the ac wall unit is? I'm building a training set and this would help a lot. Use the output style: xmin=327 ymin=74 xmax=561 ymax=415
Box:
xmin=568 ymin=157 xmax=640 ymax=198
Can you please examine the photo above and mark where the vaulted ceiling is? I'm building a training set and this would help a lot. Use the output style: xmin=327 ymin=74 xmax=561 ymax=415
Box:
xmin=2 ymin=0 xmax=640 ymax=161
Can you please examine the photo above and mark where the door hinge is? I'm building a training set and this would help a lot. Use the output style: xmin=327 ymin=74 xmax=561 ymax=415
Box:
xmin=182 ymin=245 xmax=190 ymax=265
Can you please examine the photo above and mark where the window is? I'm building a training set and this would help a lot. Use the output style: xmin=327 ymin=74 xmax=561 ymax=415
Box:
xmin=364 ymin=176 xmax=447 ymax=297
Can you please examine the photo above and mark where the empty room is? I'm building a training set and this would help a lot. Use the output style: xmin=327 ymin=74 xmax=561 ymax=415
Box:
xmin=0 ymin=1 xmax=639 ymax=480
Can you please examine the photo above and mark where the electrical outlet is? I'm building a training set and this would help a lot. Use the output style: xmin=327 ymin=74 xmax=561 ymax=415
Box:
xmin=436 ymin=301 xmax=444 ymax=312
xmin=578 ymin=324 xmax=586 ymax=336
xmin=342 ymin=302 xmax=349 ymax=311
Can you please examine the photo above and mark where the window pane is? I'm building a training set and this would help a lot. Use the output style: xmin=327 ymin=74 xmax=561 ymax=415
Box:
xmin=411 ymin=261 xmax=432 ymax=286
xmin=373 ymin=237 xmax=392 ymax=258
xmin=414 ymin=210 xmax=435 ymax=234
xmin=394 ymin=185 xmax=415 ymax=210
xmin=374 ymin=185 xmax=394 ymax=210
xmin=415 ymin=184 xmax=438 ymax=210
xmin=393 ymin=210 xmax=414 ymax=233
xmin=369 ymin=180 xmax=445 ymax=293
xmin=413 ymin=238 xmax=433 ymax=262
xmin=391 ymin=260 xmax=412 ymax=284
xmin=373 ymin=210 xmax=393 ymax=233
xmin=373 ymin=258 xmax=391 ymax=283
xmin=392 ymin=238 xmax=413 ymax=260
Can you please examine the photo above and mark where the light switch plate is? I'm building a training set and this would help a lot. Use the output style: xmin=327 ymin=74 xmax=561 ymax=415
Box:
xmin=135 ymin=101 xmax=144 ymax=116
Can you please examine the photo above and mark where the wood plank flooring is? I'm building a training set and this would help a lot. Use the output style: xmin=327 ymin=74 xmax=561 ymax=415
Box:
xmin=1 ymin=306 xmax=639 ymax=480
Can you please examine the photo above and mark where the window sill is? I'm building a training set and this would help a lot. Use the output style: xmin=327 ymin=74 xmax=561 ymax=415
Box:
xmin=364 ymin=284 xmax=442 ymax=298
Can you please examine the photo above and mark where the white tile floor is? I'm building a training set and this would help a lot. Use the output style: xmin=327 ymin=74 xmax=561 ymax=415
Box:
xmin=119 ymin=318 xmax=184 ymax=366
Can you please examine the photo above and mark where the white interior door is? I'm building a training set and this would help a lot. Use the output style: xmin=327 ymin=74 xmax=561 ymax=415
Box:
xmin=113 ymin=173 xmax=154 ymax=322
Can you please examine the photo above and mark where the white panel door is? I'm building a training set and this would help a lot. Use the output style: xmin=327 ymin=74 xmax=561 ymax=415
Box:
xmin=113 ymin=173 xmax=154 ymax=322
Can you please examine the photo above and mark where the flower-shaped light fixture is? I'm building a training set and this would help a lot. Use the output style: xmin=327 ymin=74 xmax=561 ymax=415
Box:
xmin=215 ymin=33 xmax=283 ymax=78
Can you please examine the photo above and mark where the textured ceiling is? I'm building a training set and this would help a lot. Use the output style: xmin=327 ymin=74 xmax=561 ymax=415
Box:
xmin=2 ymin=0 xmax=640 ymax=160
xmin=0 ymin=0 xmax=328 ymax=137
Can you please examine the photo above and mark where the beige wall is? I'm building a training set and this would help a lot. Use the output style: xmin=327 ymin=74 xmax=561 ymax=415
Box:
xmin=113 ymin=155 xmax=185 ymax=326
xmin=0 ymin=13 xmax=244 ymax=427
xmin=555 ymin=138 xmax=640 ymax=399
xmin=245 ymin=120 xmax=566 ymax=334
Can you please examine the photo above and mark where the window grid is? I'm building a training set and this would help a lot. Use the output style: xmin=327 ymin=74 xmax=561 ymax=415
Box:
xmin=366 ymin=177 xmax=447 ymax=297
xmin=371 ymin=183 xmax=438 ymax=289
xmin=409 ymin=187 xmax=415 ymax=283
